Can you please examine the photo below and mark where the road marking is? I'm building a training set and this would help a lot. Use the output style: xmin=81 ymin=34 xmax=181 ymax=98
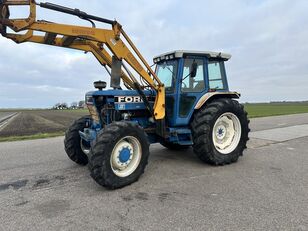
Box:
xmin=0 ymin=113 xmax=19 ymax=131
xmin=277 ymin=123 xmax=287 ymax=126
xmin=287 ymin=147 xmax=295 ymax=150
xmin=250 ymin=124 xmax=308 ymax=142
xmin=247 ymin=138 xmax=276 ymax=149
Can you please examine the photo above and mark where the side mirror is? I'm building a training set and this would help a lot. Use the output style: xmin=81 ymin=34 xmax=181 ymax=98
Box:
xmin=191 ymin=61 xmax=198 ymax=78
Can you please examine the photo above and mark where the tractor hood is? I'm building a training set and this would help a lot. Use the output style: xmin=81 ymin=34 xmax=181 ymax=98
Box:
xmin=86 ymin=89 xmax=156 ymax=98
xmin=85 ymin=89 xmax=156 ymax=111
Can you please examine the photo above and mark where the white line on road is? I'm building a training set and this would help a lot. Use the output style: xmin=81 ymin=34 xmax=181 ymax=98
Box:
xmin=250 ymin=124 xmax=308 ymax=142
xmin=0 ymin=113 xmax=19 ymax=131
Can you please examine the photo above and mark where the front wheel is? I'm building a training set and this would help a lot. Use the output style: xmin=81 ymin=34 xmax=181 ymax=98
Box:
xmin=89 ymin=122 xmax=150 ymax=189
xmin=191 ymin=98 xmax=250 ymax=165
xmin=64 ymin=116 xmax=91 ymax=166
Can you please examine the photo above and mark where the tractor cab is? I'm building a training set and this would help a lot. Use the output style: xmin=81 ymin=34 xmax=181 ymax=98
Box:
xmin=154 ymin=51 xmax=232 ymax=127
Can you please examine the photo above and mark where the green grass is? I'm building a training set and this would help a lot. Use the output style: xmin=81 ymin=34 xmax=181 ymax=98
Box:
xmin=244 ymin=102 xmax=308 ymax=118
xmin=0 ymin=132 xmax=65 ymax=142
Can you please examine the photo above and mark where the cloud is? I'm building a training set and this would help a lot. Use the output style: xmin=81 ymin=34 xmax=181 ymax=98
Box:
xmin=0 ymin=0 xmax=307 ymax=108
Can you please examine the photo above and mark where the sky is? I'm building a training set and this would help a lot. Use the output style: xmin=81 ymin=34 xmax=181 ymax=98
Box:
xmin=0 ymin=0 xmax=307 ymax=108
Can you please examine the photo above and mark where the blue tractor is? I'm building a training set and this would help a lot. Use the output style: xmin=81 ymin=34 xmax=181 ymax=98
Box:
xmin=64 ymin=51 xmax=250 ymax=189
xmin=0 ymin=1 xmax=250 ymax=189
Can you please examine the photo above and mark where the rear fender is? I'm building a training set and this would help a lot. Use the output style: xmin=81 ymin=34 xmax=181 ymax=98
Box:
xmin=194 ymin=91 xmax=240 ymax=110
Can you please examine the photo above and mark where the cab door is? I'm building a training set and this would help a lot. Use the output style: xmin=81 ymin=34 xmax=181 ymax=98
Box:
xmin=176 ymin=57 xmax=206 ymax=126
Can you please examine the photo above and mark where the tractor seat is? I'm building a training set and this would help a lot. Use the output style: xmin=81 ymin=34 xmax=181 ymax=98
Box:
xmin=194 ymin=81 xmax=205 ymax=92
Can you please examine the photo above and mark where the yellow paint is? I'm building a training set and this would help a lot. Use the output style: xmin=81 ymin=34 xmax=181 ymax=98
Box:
xmin=0 ymin=1 xmax=165 ymax=119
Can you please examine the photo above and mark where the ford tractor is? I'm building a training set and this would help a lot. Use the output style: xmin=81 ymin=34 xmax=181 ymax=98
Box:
xmin=0 ymin=1 xmax=250 ymax=189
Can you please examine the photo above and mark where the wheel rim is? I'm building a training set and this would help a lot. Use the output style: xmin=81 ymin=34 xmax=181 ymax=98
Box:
xmin=212 ymin=112 xmax=242 ymax=154
xmin=110 ymin=136 xmax=142 ymax=178
xmin=80 ymin=140 xmax=91 ymax=155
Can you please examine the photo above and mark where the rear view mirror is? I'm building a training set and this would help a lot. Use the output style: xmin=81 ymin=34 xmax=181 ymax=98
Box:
xmin=191 ymin=61 xmax=198 ymax=78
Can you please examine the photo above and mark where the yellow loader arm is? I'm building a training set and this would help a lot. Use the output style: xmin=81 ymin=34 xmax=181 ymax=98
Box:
xmin=0 ymin=0 xmax=165 ymax=119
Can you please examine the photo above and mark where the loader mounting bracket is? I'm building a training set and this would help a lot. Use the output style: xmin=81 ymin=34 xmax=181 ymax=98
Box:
xmin=0 ymin=1 xmax=10 ymax=36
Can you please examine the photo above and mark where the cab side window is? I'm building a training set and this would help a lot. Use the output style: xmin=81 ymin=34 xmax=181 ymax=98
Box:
xmin=181 ymin=59 xmax=205 ymax=92
xmin=208 ymin=61 xmax=225 ymax=90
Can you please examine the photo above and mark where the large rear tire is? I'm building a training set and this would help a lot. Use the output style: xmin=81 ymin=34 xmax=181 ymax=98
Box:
xmin=89 ymin=122 xmax=150 ymax=189
xmin=64 ymin=116 xmax=91 ymax=166
xmin=191 ymin=98 xmax=249 ymax=165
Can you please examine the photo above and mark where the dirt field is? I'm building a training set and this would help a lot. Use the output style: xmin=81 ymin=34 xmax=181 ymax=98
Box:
xmin=1 ymin=102 xmax=307 ymax=140
xmin=0 ymin=110 xmax=89 ymax=138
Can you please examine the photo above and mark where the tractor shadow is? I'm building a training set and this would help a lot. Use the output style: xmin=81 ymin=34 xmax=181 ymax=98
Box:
xmin=89 ymin=144 xmax=214 ymax=192
xmin=149 ymin=144 xmax=199 ymax=164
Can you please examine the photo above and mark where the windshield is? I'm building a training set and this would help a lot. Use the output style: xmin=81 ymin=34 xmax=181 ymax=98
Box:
xmin=155 ymin=60 xmax=178 ymax=92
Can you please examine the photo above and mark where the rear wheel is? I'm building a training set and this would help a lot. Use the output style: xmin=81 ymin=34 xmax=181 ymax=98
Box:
xmin=64 ymin=116 xmax=91 ymax=166
xmin=89 ymin=122 xmax=150 ymax=189
xmin=191 ymin=98 xmax=249 ymax=165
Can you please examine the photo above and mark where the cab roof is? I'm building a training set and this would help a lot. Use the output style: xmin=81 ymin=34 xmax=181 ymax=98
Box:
xmin=153 ymin=50 xmax=231 ymax=63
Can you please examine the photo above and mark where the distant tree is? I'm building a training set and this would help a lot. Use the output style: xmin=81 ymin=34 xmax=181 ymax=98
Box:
xmin=61 ymin=103 xmax=68 ymax=109
xmin=53 ymin=103 xmax=61 ymax=110
xmin=70 ymin=102 xmax=77 ymax=109
xmin=78 ymin=100 xmax=85 ymax=108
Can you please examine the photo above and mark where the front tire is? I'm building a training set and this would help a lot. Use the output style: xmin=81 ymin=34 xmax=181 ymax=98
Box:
xmin=191 ymin=98 xmax=249 ymax=165
xmin=64 ymin=116 xmax=91 ymax=166
xmin=89 ymin=122 xmax=150 ymax=189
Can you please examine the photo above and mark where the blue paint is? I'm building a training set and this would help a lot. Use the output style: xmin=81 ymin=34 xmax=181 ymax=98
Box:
xmin=80 ymin=52 xmax=232 ymax=148
xmin=166 ymin=127 xmax=193 ymax=145
xmin=87 ymin=89 xmax=156 ymax=97
xmin=79 ymin=127 xmax=98 ymax=142
xmin=119 ymin=148 xmax=131 ymax=163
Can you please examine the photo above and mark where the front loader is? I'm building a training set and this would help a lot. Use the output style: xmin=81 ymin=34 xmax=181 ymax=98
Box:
xmin=0 ymin=0 xmax=250 ymax=189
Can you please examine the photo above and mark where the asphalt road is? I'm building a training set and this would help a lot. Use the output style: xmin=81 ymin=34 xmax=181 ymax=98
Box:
xmin=0 ymin=112 xmax=18 ymax=130
xmin=0 ymin=112 xmax=16 ymax=123
xmin=0 ymin=114 xmax=307 ymax=231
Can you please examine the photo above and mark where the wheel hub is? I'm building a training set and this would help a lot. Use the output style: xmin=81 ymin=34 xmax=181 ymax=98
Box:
xmin=112 ymin=141 xmax=133 ymax=169
xmin=119 ymin=147 xmax=132 ymax=163
xmin=216 ymin=125 xmax=226 ymax=140
xmin=212 ymin=113 xmax=242 ymax=155
xmin=110 ymin=136 xmax=142 ymax=178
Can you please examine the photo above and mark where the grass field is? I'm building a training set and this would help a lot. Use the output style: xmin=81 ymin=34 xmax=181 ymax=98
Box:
xmin=0 ymin=102 xmax=308 ymax=142
xmin=244 ymin=102 xmax=308 ymax=118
